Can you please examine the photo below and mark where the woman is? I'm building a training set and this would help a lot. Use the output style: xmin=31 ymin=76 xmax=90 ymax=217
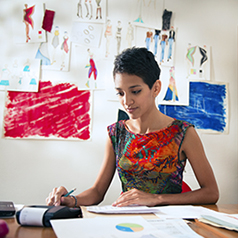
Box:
xmin=46 ymin=47 xmax=219 ymax=207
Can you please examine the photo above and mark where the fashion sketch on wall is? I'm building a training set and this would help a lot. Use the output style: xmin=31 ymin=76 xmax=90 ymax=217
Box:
xmin=186 ymin=44 xmax=210 ymax=80
xmin=13 ymin=3 xmax=46 ymax=44
xmin=39 ymin=26 xmax=71 ymax=71
xmin=0 ymin=58 xmax=40 ymax=92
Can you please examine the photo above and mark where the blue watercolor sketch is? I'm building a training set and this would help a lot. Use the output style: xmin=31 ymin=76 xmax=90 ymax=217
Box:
xmin=159 ymin=81 xmax=228 ymax=133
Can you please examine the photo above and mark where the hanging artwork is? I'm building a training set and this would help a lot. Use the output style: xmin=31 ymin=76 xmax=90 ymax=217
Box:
xmin=157 ymin=66 xmax=189 ymax=106
xmin=158 ymin=81 xmax=228 ymax=133
xmin=0 ymin=58 xmax=40 ymax=92
xmin=75 ymin=0 xmax=106 ymax=22
xmin=71 ymin=45 xmax=105 ymax=90
xmin=134 ymin=26 xmax=177 ymax=67
xmin=71 ymin=21 xmax=103 ymax=48
xmin=13 ymin=3 xmax=46 ymax=44
xmin=40 ymin=27 xmax=71 ymax=71
xmin=3 ymin=81 xmax=92 ymax=140
xmin=186 ymin=44 xmax=210 ymax=80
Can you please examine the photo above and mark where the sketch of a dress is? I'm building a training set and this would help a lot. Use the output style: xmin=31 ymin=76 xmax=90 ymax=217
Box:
xmin=0 ymin=65 xmax=10 ymax=86
xmin=163 ymin=67 xmax=179 ymax=102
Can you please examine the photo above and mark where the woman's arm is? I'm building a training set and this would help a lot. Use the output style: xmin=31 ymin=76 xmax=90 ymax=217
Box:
xmin=112 ymin=127 xmax=219 ymax=207
xmin=46 ymin=135 xmax=116 ymax=207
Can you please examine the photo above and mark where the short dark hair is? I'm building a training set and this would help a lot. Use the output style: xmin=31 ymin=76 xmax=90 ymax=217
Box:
xmin=113 ymin=47 xmax=161 ymax=89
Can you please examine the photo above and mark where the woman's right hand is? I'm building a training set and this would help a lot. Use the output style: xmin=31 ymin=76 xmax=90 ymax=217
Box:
xmin=45 ymin=186 xmax=75 ymax=207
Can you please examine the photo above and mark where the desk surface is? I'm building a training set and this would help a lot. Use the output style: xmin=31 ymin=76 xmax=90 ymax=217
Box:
xmin=3 ymin=204 xmax=238 ymax=238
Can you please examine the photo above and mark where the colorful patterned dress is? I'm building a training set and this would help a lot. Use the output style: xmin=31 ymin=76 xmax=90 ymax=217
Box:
xmin=107 ymin=119 xmax=193 ymax=194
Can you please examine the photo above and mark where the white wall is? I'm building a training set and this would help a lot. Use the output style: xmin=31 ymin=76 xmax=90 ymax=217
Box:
xmin=0 ymin=0 xmax=237 ymax=205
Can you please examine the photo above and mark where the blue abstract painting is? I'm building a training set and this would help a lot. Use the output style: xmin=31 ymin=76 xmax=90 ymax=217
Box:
xmin=159 ymin=81 xmax=228 ymax=133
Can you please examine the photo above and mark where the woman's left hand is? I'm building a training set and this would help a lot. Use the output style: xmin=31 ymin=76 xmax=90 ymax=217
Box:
xmin=112 ymin=188 xmax=159 ymax=207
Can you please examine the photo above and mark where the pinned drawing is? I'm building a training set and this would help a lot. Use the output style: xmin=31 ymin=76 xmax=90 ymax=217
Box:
xmin=159 ymin=32 xmax=168 ymax=64
xmin=35 ymin=42 xmax=51 ymax=66
xmin=13 ymin=3 xmax=46 ymax=43
xmin=153 ymin=29 xmax=161 ymax=56
xmin=158 ymin=66 xmax=189 ymax=106
xmin=95 ymin=0 xmax=102 ymax=19
xmin=41 ymin=27 xmax=71 ymax=71
xmin=104 ymin=19 xmax=113 ymax=57
xmin=159 ymin=81 xmax=228 ymax=133
xmin=167 ymin=26 xmax=175 ymax=61
xmin=126 ymin=22 xmax=134 ymax=48
xmin=71 ymin=22 xmax=103 ymax=48
xmin=3 ymin=81 xmax=92 ymax=140
xmin=134 ymin=0 xmax=144 ymax=23
xmin=85 ymin=0 xmax=93 ymax=20
xmin=116 ymin=21 xmax=122 ymax=54
xmin=85 ymin=49 xmax=98 ymax=89
xmin=186 ymin=44 xmax=210 ymax=80
xmin=60 ymin=31 xmax=70 ymax=71
xmin=76 ymin=0 xmax=105 ymax=21
xmin=145 ymin=29 xmax=153 ymax=50
xmin=23 ymin=4 xmax=35 ymax=42
xmin=0 ymin=58 xmax=40 ymax=92
xmin=163 ymin=66 xmax=179 ymax=102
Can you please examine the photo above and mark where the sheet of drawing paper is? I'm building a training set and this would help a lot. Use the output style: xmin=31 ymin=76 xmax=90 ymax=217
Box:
xmin=70 ymin=44 xmax=105 ymax=90
xmin=158 ymin=81 xmax=228 ymax=133
xmin=3 ymin=81 xmax=92 ymax=140
xmin=185 ymin=44 xmax=210 ymax=81
xmin=40 ymin=27 xmax=71 ymax=71
xmin=42 ymin=9 xmax=55 ymax=32
xmin=71 ymin=22 xmax=103 ymax=48
xmin=72 ymin=0 xmax=106 ymax=23
xmin=135 ymin=26 xmax=177 ymax=67
xmin=157 ymin=66 xmax=190 ymax=106
xmin=13 ymin=3 xmax=46 ymax=43
xmin=0 ymin=57 xmax=40 ymax=92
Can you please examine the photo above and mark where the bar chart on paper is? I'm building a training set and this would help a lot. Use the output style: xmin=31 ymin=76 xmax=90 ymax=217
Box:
xmin=115 ymin=223 xmax=144 ymax=232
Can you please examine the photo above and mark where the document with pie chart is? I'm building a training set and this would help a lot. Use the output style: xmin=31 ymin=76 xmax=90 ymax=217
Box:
xmin=51 ymin=215 xmax=172 ymax=238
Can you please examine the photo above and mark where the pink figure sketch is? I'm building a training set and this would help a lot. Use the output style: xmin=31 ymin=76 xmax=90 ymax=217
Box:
xmin=60 ymin=31 xmax=69 ymax=70
xmin=85 ymin=49 xmax=98 ymax=88
xmin=23 ymin=4 xmax=35 ymax=43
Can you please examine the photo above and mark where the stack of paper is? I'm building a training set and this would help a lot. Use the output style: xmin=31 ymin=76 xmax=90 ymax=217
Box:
xmin=199 ymin=214 xmax=238 ymax=231
xmin=86 ymin=205 xmax=162 ymax=214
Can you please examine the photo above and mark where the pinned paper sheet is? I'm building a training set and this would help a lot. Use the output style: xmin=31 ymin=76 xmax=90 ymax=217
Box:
xmin=87 ymin=205 xmax=162 ymax=214
xmin=51 ymin=216 xmax=172 ymax=238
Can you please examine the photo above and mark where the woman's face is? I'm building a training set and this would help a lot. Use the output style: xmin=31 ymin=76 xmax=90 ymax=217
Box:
xmin=114 ymin=73 xmax=157 ymax=120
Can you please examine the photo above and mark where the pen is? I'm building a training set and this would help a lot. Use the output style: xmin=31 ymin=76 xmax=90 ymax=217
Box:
xmin=63 ymin=188 xmax=76 ymax=197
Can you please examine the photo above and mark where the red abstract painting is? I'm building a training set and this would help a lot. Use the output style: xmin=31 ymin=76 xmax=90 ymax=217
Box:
xmin=3 ymin=81 xmax=92 ymax=140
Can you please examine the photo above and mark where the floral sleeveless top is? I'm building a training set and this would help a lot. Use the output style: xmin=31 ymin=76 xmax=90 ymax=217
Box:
xmin=107 ymin=119 xmax=193 ymax=194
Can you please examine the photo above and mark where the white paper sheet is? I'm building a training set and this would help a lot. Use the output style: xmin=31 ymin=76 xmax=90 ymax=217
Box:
xmin=86 ymin=205 xmax=162 ymax=214
xmin=154 ymin=205 xmax=226 ymax=219
xmin=51 ymin=216 xmax=173 ymax=238
xmin=148 ymin=219 xmax=202 ymax=238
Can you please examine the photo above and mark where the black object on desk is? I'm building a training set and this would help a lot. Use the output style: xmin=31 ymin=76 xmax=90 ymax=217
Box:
xmin=16 ymin=205 xmax=82 ymax=227
xmin=0 ymin=201 xmax=15 ymax=217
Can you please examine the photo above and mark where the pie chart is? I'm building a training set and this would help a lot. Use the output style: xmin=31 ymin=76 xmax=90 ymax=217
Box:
xmin=115 ymin=223 xmax=144 ymax=232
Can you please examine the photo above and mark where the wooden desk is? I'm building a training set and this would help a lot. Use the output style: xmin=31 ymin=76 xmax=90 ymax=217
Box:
xmin=3 ymin=204 xmax=238 ymax=238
